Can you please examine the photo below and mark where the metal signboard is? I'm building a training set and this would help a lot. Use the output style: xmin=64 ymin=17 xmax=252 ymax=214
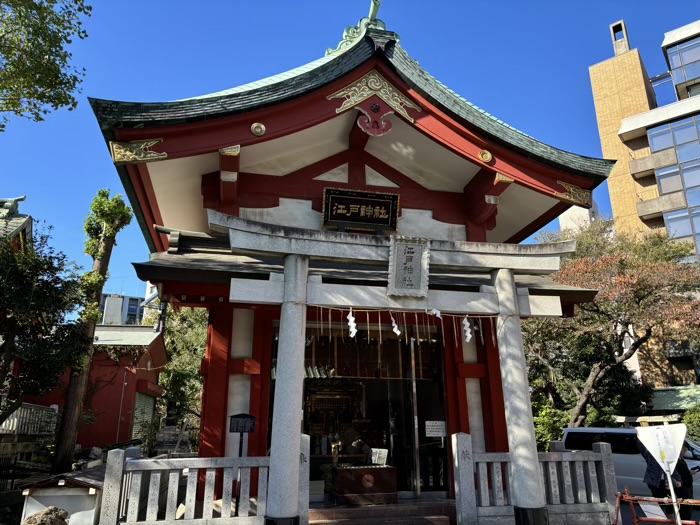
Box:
xmin=229 ymin=413 xmax=256 ymax=434
xmin=425 ymin=421 xmax=446 ymax=438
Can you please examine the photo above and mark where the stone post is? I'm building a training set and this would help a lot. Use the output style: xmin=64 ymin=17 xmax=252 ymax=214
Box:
xmin=298 ymin=434 xmax=310 ymax=525
xmin=592 ymin=442 xmax=617 ymax=524
xmin=266 ymin=254 xmax=309 ymax=525
xmin=491 ymin=268 xmax=548 ymax=525
xmin=452 ymin=433 xmax=477 ymax=525
xmin=99 ymin=449 xmax=125 ymax=525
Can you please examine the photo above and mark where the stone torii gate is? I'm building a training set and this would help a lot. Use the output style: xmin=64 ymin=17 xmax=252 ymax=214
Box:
xmin=209 ymin=211 xmax=573 ymax=525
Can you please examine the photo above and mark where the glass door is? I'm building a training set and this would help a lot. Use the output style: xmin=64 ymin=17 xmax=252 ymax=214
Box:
xmin=412 ymin=336 xmax=449 ymax=496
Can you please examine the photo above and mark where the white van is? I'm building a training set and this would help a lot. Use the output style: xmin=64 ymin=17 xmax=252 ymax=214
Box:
xmin=562 ymin=427 xmax=700 ymax=496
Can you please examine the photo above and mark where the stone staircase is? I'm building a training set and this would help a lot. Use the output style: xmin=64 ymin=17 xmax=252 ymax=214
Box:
xmin=309 ymin=501 xmax=454 ymax=525
xmin=154 ymin=425 xmax=191 ymax=456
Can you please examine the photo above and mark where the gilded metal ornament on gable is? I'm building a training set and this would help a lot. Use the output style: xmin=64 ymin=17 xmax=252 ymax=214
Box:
xmin=109 ymin=139 xmax=167 ymax=165
xmin=556 ymin=181 xmax=593 ymax=208
xmin=327 ymin=71 xmax=421 ymax=123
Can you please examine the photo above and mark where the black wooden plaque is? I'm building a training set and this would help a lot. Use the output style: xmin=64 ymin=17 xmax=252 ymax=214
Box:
xmin=322 ymin=188 xmax=399 ymax=232
xmin=229 ymin=413 xmax=256 ymax=433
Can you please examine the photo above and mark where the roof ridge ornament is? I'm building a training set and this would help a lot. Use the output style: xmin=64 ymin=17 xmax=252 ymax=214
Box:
xmin=326 ymin=0 xmax=393 ymax=57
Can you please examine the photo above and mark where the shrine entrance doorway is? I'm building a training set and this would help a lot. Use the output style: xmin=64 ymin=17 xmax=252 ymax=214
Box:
xmin=269 ymin=319 xmax=450 ymax=503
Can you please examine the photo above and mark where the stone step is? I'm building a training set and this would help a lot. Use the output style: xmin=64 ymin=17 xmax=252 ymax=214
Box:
xmin=309 ymin=501 xmax=455 ymax=525
xmin=310 ymin=517 xmax=449 ymax=525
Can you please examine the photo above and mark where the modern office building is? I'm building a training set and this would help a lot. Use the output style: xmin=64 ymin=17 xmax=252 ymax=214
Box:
xmin=590 ymin=20 xmax=700 ymax=391
xmin=590 ymin=19 xmax=700 ymax=253
xmin=99 ymin=293 xmax=146 ymax=325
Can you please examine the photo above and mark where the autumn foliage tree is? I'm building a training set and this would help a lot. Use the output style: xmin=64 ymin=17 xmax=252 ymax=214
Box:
xmin=524 ymin=220 xmax=700 ymax=435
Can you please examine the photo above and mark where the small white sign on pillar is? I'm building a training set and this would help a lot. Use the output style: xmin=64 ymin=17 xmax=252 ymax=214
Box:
xmin=425 ymin=421 xmax=446 ymax=437
xmin=387 ymin=236 xmax=430 ymax=297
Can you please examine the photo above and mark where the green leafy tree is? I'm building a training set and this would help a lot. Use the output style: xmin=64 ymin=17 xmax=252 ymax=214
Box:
xmin=0 ymin=226 xmax=88 ymax=423
xmin=53 ymin=189 xmax=131 ymax=473
xmin=143 ymin=303 xmax=208 ymax=425
xmin=683 ymin=405 xmax=700 ymax=443
xmin=524 ymin=220 xmax=700 ymax=440
xmin=0 ymin=0 xmax=92 ymax=131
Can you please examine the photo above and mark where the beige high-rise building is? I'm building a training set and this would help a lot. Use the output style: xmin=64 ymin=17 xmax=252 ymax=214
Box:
xmin=589 ymin=20 xmax=700 ymax=395
xmin=590 ymin=19 xmax=700 ymax=251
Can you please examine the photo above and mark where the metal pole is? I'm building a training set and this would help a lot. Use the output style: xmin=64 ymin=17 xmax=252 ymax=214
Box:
xmin=115 ymin=370 xmax=127 ymax=442
xmin=410 ymin=337 xmax=420 ymax=497
xmin=665 ymin=470 xmax=683 ymax=525
xmin=235 ymin=432 xmax=244 ymax=517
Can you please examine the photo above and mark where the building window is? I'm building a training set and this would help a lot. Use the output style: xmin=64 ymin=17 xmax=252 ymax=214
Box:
xmin=672 ymin=118 xmax=698 ymax=145
xmin=664 ymin=209 xmax=693 ymax=239
xmin=648 ymin=124 xmax=673 ymax=152
xmin=667 ymin=36 xmax=700 ymax=88
xmin=677 ymin=141 xmax=700 ymax=163
xmin=656 ymin=166 xmax=682 ymax=194
xmin=682 ymin=160 xmax=700 ymax=188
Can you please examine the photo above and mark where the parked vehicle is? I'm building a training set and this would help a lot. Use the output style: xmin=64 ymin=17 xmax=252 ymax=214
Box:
xmin=562 ymin=427 xmax=700 ymax=496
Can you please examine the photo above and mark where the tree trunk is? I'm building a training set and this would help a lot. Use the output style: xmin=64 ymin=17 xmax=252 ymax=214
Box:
xmin=53 ymin=237 xmax=115 ymax=473
xmin=568 ymin=363 xmax=612 ymax=427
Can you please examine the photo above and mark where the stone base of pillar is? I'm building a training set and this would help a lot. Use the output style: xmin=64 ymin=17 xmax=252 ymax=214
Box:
xmin=264 ymin=517 xmax=299 ymax=525
xmin=514 ymin=506 xmax=548 ymax=525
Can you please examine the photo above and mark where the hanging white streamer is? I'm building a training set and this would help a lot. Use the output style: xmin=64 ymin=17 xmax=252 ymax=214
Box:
xmin=347 ymin=308 xmax=357 ymax=338
xmin=463 ymin=316 xmax=472 ymax=343
xmin=390 ymin=312 xmax=401 ymax=336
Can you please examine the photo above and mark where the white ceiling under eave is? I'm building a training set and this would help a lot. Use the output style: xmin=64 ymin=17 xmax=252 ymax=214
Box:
xmin=144 ymin=111 xmax=563 ymax=241
xmin=486 ymin=183 xmax=561 ymax=243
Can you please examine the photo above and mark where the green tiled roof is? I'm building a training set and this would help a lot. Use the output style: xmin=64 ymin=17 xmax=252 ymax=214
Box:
xmin=90 ymin=29 xmax=614 ymax=182
xmin=94 ymin=325 xmax=160 ymax=347
xmin=650 ymin=386 xmax=700 ymax=412
xmin=0 ymin=197 xmax=31 ymax=239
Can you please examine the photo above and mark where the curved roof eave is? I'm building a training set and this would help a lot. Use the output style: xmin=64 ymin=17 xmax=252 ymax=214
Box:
xmin=90 ymin=29 xmax=614 ymax=182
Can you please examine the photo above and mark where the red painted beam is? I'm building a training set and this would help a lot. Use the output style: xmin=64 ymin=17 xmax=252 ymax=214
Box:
xmin=457 ymin=363 xmax=487 ymax=378
xmin=228 ymin=359 xmax=261 ymax=375
xmin=348 ymin=116 xmax=370 ymax=151
xmin=463 ymin=169 xmax=514 ymax=226
xmin=234 ymin=172 xmax=469 ymax=224
xmin=128 ymin=164 xmax=167 ymax=251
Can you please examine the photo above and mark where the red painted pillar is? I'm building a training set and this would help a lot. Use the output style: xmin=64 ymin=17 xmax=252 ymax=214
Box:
xmin=199 ymin=304 xmax=233 ymax=459
xmin=483 ymin=318 xmax=509 ymax=452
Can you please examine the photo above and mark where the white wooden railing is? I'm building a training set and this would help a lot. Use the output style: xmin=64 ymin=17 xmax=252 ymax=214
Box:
xmin=452 ymin=433 xmax=617 ymax=525
xmin=0 ymin=403 xmax=57 ymax=436
xmin=99 ymin=435 xmax=311 ymax=525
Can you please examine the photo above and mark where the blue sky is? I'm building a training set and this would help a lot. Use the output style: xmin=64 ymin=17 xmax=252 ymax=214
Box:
xmin=1 ymin=1 xmax=698 ymax=299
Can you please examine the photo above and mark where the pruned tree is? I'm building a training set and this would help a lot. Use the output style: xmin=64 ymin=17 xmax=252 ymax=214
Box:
xmin=524 ymin=220 xmax=700 ymax=434
xmin=0 ymin=226 xmax=88 ymax=423
xmin=0 ymin=0 xmax=92 ymax=131
xmin=53 ymin=189 xmax=131 ymax=473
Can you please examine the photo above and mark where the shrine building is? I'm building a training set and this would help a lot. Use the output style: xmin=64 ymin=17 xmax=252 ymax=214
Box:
xmin=90 ymin=5 xmax=613 ymax=525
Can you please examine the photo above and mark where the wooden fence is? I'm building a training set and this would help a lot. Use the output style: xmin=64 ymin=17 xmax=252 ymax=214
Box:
xmin=0 ymin=403 xmax=57 ymax=436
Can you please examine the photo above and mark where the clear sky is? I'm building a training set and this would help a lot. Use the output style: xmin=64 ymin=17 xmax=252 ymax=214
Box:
xmin=1 ymin=1 xmax=698 ymax=299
